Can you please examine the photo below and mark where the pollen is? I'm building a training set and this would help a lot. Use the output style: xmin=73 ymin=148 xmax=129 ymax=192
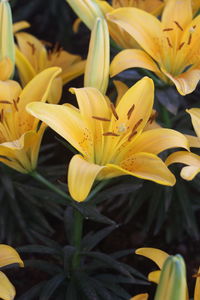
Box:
xmin=117 ymin=123 xmax=127 ymax=134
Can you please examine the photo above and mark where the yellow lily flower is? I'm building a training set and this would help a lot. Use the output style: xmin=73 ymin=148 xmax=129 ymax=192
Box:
xmin=0 ymin=244 xmax=24 ymax=300
xmin=166 ymin=108 xmax=200 ymax=180
xmin=15 ymin=32 xmax=86 ymax=103
xmin=135 ymin=247 xmax=200 ymax=300
xmin=0 ymin=66 xmax=61 ymax=173
xmin=27 ymin=77 xmax=189 ymax=202
xmin=108 ymin=0 xmax=200 ymax=95
xmin=84 ymin=17 xmax=110 ymax=94
xmin=96 ymin=0 xmax=165 ymax=49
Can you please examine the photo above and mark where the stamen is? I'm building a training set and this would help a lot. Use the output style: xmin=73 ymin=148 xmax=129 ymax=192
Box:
xmin=188 ymin=33 xmax=192 ymax=45
xmin=166 ymin=37 xmax=172 ymax=48
xmin=148 ymin=112 xmax=158 ymax=124
xmin=16 ymin=96 xmax=20 ymax=103
xmin=174 ymin=21 xmax=183 ymax=31
xmin=178 ymin=42 xmax=185 ymax=50
xmin=163 ymin=28 xmax=173 ymax=32
xmin=103 ymin=132 xmax=119 ymax=137
xmin=193 ymin=273 xmax=200 ymax=278
xmin=92 ymin=116 xmax=110 ymax=122
xmin=13 ymin=100 xmax=18 ymax=112
xmin=110 ymin=103 xmax=119 ymax=120
xmin=27 ymin=41 xmax=36 ymax=55
xmin=0 ymin=109 xmax=4 ymax=123
xmin=128 ymin=130 xmax=137 ymax=142
xmin=127 ymin=104 xmax=135 ymax=120
xmin=132 ymin=118 xmax=143 ymax=131
xmin=189 ymin=25 xmax=196 ymax=33
xmin=0 ymin=100 xmax=12 ymax=104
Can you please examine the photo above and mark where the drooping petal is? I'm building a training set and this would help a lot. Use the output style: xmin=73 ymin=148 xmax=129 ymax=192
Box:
xmin=187 ymin=108 xmax=200 ymax=139
xmin=110 ymin=49 xmax=162 ymax=78
xmin=148 ymin=270 xmax=161 ymax=284
xmin=0 ymin=244 xmax=24 ymax=267
xmin=68 ymin=154 xmax=105 ymax=202
xmin=162 ymin=67 xmax=200 ymax=95
xmin=113 ymin=80 xmax=128 ymax=106
xmin=0 ymin=80 xmax=21 ymax=102
xmin=135 ymin=248 xmax=169 ymax=269
xmin=61 ymin=60 xmax=86 ymax=84
xmin=194 ymin=267 xmax=200 ymax=300
xmin=13 ymin=21 xmax=30 ymax=33
xmin=185 ymin=134 xmax=200 ymax=148
xmin=107 ymin=8 xmax=162 ymax=61
xmin=107 ymin=152 xmax=176 ymax=186
xmin=130 ymin=294 xmax=149 ymax=300
xmin=0 ymin=271 xmax=15 ymax=300
xmin=26 ymin=102 xmax=92 ymax=157
xmin=165 ymin=151 xmax=200 ymax=180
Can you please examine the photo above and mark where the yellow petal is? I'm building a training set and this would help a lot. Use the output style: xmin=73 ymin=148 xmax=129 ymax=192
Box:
xmin=0 ymin=271 xmax=15 ymax=300
xmin=47 ymin=76 xmax=62 ymax=104
xmin=130 ymin=294 xmax=149 ymax=300
xmin=107 ymin=152 xmax=176 ymax=186
xmin=0 ymin=244 xmax=23 ymax=267
xmin=72 ymin=18 xmax=82 ymax=33
xmin=0 ymin=80 xmax=21 ymax=102
xmin=127 ymin=128 xmax=189 ymax=155
xmin=113 ymin=80 xmax=128 ymax=106
xmin=26 ymin=102 xmax=92 ymax=157
xmin=13 ymin=21 xmax=30 ymax=33
xmin=19 ymin=67 xmax=61 ymax=110
xmin=194 ymin=267 xmax=200 ymax=300
xmin=187 ymin=108 xmax=200 ymax=139
xmin=136 ymin=248 xmax=169 ymax=269
xmin=107 ymin=8 xmax=162 ymax=61
xmin=110 ymin=49 xmax=161 ymax=78
xmin=84 ymin=17 xmax=110 ymax=94
xmin=0 ymin=57 xmax=13 ymax=80
xmin=162 ymin=67 xmax=200 ymax=95
xmin=185 ymin=134 xmax=200 ymax=148
xmin=148 ymin=270 xmax=161 ymax=284
xmin=68 ymin=154 xmax=105 ymax=202
xmin=62 ymin=60 xmax=86 ymax=85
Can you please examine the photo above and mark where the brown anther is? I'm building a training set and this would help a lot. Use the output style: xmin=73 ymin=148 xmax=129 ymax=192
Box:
xmin=40 ymin=40 xmax=52 ymax=47
xmin=128 ymin=130 xmax=137 ymax=142
xmin=166 ymin=37 xmax=172 ymax=48
xmin=27 ymin=41 xmax=36 ymax=55
xmin=16 ymin=96 xmax=20 ymax=103
xmin=56 ymin=47 xmax=63 ymax=58
xmin=193 ymin=25 xmax=197 ymax=29
xmin=148 ymin=112 xmax=158 ymax=124
xmin=47 ymin=50 xmax=52 ymax=60
xmin=13 ymin=100 xmax=18 ymax=112
xmin=178 ymin=42 xmax=185 ymax=50
xmin=163 ymin=28 xmax=173 ymax=32
xmin=0 ymin=100 xmax=12 ymax=104
xmin=193 ymin=273 xmax=200 ymax=278
xmin=0 ymin=109 xmax=4 ymax=123
xmin=132 ymin=118 xmax=143 ymax=131
xmin=127 ymin=104 xmax=135 ymax=120
xmin=174 ymin=21 xmax=183 ymax=31
xmin=53 ymin=42 xmax=60 ymax=53
xmin=110 ymin=103 xmax=119 ymax=120
xmin=188 ymin=33 xmax=192 ymax=45
xmin=92 ymin=116 xmax=111 ymax=122
xmin=103 ymin=132 xmax=119 ymax=137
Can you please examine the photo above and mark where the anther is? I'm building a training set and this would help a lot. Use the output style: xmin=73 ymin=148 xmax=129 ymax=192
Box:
xmin=27 ymin=41 xmax=36 ymax=55
xmin=148 ymin=112 xmax=158 ymax=124
xmin=163 ymin=28 xmax=173 ymax=32
xmin=166 ymin=37 xmax=172 ymax=48
xmin=110 ymin=103 xmax=119 ymax=120
xmin=132 ymin=118 xmax=143 ymax=131
xmin=16 ymin=96 xmax=20 ymax=103
xmin=92 ymin=116 xmax=110 ymax=122
xmin=13 ymin=100 xmax=18 ymax=112
xmin=127 ymin=104 xmax=135 ymax=120
xmin=103 ymin=132 xmax=119 ymax=137
xmin=0 ymin=109 xmax=4 ymax=123
xmin=188 ymin=33 xmax=192 ymax=45
xmin=0 ymin=100 xmax=12 ymax=104
xmin=174 ymin=21 xmax=183 ymax=31
xmin=128 ymin=130 xmax=137 ymax=142
xmin=178 ymin=42 xmax=185 ymax=50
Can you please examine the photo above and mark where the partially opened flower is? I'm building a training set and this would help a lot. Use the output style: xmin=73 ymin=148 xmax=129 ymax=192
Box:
xmin=108 ymin=0 xmax=200 ymax=95
xmin=0 ymin=244 xmax=24 ymax=300
xmin=166 ymin=108 xmax=200 ymax=180
xmin=0 ymin=66 xmax=61 ymax=173
xmin=27 ymin=77 xmax=188 ymax=202
xmin=15 ymin=32 xmax=86 ymax=103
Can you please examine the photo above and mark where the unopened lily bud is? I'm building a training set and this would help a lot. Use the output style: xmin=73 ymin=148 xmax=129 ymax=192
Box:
xmin=0 ymin=0 xmax=15 ymax=77
xmin=154 ymin=255 xmax=187 ymax=300
xmin=84 ymin=17 xmax=109 ymax=94
xmin=66 ymin=0 xmax=103 ymax=30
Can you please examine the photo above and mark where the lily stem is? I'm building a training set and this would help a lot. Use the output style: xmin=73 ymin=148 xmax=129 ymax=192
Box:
xmin=72 ymin=209 xmax=84 ymax=270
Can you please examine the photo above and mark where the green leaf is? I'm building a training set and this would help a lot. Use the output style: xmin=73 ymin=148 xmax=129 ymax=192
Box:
xmin=39 ymin=273 xmax=66 ymax=300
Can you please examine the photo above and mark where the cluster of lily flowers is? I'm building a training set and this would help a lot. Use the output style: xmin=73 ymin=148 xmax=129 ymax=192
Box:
xmin=1 ymin=0 xmax=200 ymax=299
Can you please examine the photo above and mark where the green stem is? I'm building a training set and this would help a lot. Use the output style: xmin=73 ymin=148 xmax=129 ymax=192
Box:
xmin=160 ymin=104 xmax=172 ymax=128
xmin=71 ymin=209 xmax=84 ymax=270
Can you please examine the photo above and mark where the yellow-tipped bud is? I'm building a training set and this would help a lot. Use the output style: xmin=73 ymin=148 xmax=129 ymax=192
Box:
xmin=154 ymin=255 xmax=187 ymax=300
xmin=66 ymin=0 xmax=103 ymax=30
xmin=0 ymin=0 xmax=15 ymax=77
xmin=84 ymin=17 xmax=109 ymax=94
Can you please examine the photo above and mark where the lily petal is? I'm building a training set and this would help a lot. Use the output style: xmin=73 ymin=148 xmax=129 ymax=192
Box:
xmin=62 ymin=60 xmax=86 ymax=84
xmin=194 ymin=267 xmax=200 ymax=300
xmin=0 ymin=244 xmax=24 ymax=267
xmin=107 ymin=152 xmax=176 ymax=186
xmin=148 ymin=270 xmax=161 ymax=284
xmin=13 ymin=21 xmax=30 ymax=33
xmin=0 ymin=57 xmax=13 ymax=80
xmin=130 ymin=294 xmax=149 ymax=300
xmin=185 ymin=134 xmax=200 ymax=148
xmin=110 ymin=49 xmax=161 ymax=78
xmin=0 ymin=271 xmax=15 ymax=300
xmin=187 ymin=108 xmax=200 ymax=139
xmin=136 ymin=248 xmax=169 ymax=269
xmin=113 ymin=80 xmax=128 ymax=106
xmin=107 ymin=8 xmax=162 ymax=61
xmin=68 ymin=154 xmax=105 ymax=202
